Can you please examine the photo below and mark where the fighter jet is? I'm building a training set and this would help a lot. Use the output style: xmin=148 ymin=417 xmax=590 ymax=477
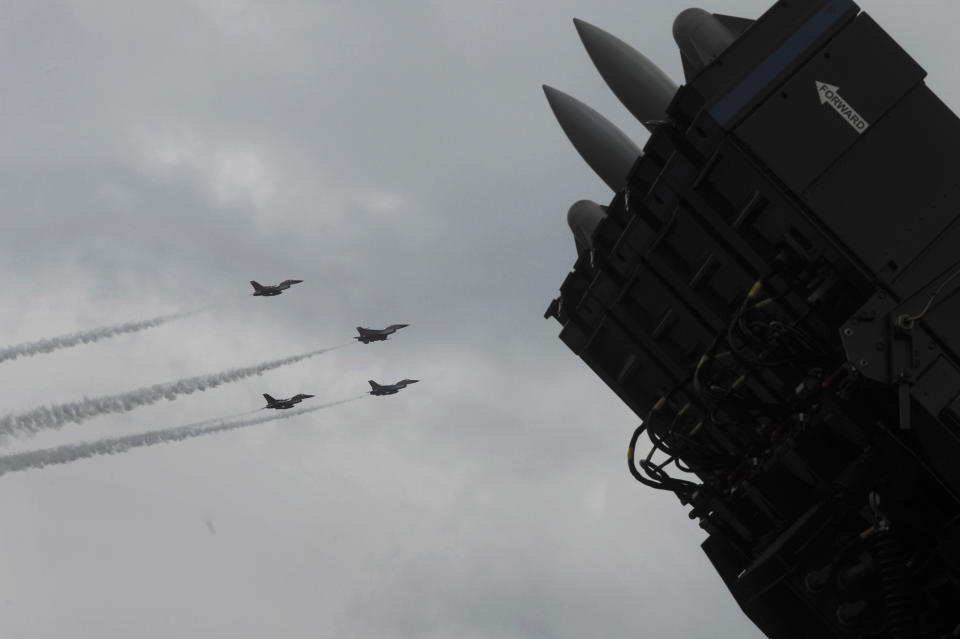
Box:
xmin=250 ymin=280 xmax=303 ymax=296
xmin=262 ymin=393 xmax=314 ymax=409
xmin=355 ymin=324 xmax=409 ymax=344
xmin=368 ymin=379 xmax=418 ymax=396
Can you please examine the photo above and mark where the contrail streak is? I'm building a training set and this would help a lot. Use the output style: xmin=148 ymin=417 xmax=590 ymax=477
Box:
xmin=0 ymin=311 xmax=196 ymax=364
xmin=0 ymin=346 xmax=346 ymax=441
xmin=0 ymin=396 xmax=366 ymax=477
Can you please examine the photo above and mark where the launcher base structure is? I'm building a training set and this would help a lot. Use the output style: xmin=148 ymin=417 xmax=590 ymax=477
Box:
xmin=545 ymin=2 xmax=960 ymax=636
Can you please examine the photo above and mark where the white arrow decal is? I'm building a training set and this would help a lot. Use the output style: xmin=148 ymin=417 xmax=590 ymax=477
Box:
xmin=815 ymin=81 xmax=869 ymax=134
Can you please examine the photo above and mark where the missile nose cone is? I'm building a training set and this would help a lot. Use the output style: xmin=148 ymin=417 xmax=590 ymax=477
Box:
xmin=673 ymin=8 xmax=737 ymax=79
xmin=567 ymin=200 xmax=607 ymax=256
xmin=542 ymin=85 xmax=640 ymax=192
xmin=673 ymin=8 xmax=710 ymax=43
xmin=573 ymin=18 xmax=677 ymax=132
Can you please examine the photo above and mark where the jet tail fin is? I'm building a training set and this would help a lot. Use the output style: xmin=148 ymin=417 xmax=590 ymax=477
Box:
xmin=263 ymin=393 xmax=277 ymax=403
xmin=250 ymin=281 xmax=264 ymax=292
xmin=368 ymin=380 xmax=382 ymax=390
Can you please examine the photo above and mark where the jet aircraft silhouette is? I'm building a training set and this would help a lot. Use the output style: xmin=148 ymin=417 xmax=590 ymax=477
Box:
xmin=250 ymin=280 xmax=303 ymax=296
xmin=263 ymin=393 xmax=314 ymax=409
xmin=368 ymin=379 xmax=418 ymax=396
xmin=355 ymin=324 xmax=409 ymax=344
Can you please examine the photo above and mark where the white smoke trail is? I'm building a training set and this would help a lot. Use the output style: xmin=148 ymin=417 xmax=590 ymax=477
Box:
xmin=0 ymin=345 xmax=347 ymax=440
xmin=0 ymin=396 xmax=366 ymax=477
xmin=0 ymin=311 xmax=196 ymax=364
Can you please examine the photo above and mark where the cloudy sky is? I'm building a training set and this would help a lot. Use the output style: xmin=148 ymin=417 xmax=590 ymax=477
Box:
xmin=0 ymin=1 xmax=956 ymax=637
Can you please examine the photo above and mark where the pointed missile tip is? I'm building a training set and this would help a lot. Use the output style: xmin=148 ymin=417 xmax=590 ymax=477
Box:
xmin=540 ymin=85 xmax=640 ymax=192
xmin=542 ymin=85 xmax=567 ymax=110
xmin=572 ymin=18 xmax=611 ymax=54
xmin=567 ymin=18 xmax=678 ymax=130
xmin=572 ymin=17 xmax=598 ymax=40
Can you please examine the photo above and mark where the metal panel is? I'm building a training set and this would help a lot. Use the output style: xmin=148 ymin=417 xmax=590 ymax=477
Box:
xmin=804 ymin=85 xmax=960 ymax=278
xmin=736 ymin=14 xmax=925 ymax=192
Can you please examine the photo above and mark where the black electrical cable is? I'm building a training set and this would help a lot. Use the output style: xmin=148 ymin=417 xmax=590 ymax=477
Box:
xmin=723 ymin=277 xmax=825 ymax=367
xmin=628 ymin=424 xmax=682 ymax=492
xmin=640 ymin=412 xmax=717 ymax=488
xmin=897 ymin=264 xmax=960 ymax=329
xmin=645 ymin=409 xmax=720 ymax=469
xmin=627 ymin=403 xmax=706 ymax=494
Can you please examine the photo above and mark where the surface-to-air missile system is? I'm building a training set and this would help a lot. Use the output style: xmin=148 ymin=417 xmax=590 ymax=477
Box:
xmin=544 ymin=2 xmax=960 ymax=636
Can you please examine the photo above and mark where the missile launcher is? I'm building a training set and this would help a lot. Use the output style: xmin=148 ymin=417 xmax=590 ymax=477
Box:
xmin=544 ymin=2 xmax=960 ymax=636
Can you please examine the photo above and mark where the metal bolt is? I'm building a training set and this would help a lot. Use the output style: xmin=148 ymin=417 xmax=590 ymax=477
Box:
xmin=842 ymin=327 xmax=854 ymax=336
xmin=859 ymin=359 xmax=869 ymax=367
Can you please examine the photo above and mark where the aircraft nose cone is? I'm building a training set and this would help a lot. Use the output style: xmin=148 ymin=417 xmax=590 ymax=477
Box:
xmin=304 ymin=394 xmax=315 ymax=398
xmin=409 ymin=380 xmax=419 ymax=384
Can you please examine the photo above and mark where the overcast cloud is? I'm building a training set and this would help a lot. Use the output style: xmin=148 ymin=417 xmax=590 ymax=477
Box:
xmin=0 ymin=1 xmax=956 ymax=637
